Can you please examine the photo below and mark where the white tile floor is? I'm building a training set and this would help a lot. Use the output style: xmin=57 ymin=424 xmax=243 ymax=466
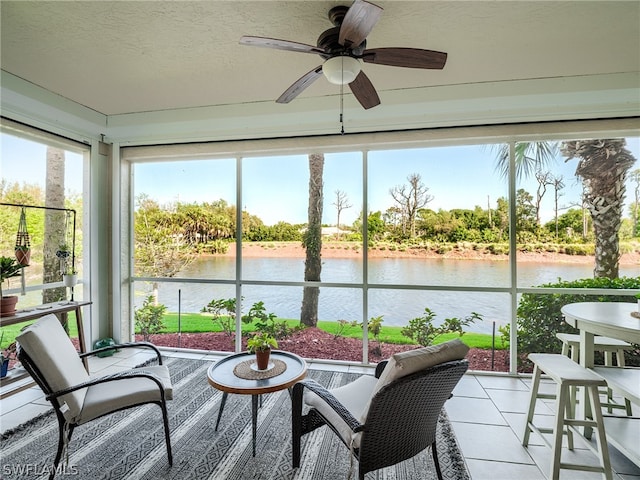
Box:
xmin=1 ymin=349 xmax=639 ymax=480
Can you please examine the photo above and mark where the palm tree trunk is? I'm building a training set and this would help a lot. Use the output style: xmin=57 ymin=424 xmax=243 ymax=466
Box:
xmin=43 ymin=147 xmax=67 ymax=304
xmin=301 ymin=154 xmax=324 ymax=327
xmin=561 ymin=139 xmax=636 ymax=279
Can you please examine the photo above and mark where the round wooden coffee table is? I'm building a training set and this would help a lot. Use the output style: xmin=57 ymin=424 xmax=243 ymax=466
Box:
xmin=207 ymin=350 xmax=307 ymax=456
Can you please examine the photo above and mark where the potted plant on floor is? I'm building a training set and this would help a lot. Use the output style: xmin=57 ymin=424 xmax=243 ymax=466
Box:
xmin=0 ymin=256 xmax=25 ymax=317
xmin=247 ymin=331 xmax=278 ymax=370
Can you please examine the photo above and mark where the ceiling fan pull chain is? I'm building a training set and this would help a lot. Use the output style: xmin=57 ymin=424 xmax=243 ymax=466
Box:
xmin=340 ymin=56 xmax=345 ymax=135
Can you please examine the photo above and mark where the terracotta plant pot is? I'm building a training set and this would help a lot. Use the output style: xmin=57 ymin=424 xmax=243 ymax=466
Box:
xmin=15 ymin=248 xmax=30 ymax=267
xmin=0 ymin=296 xmax=18 ymax=317
xmin=255 ymin=349 xmax=271 ymax=370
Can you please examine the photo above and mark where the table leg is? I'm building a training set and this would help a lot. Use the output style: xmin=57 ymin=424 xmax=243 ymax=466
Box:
xmin=55 ymin=308 xmax=88 ymax=372
xmin=215 ymin=392 xmax=228 ymax=431
xmin=251 ymin=394 xmax=258 ymax=457
xmin=74 ymin=306 xmax=88 ymax=371
xmin=579 ymin=329 xmax=595 ymax=438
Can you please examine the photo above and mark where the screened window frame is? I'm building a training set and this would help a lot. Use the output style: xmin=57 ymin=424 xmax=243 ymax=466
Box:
xmin=123 ymin=118 xmax=639 ymax=371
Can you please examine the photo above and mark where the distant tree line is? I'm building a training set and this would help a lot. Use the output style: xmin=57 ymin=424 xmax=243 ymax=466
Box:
xmin=130 ymin=188 xmax=638 ymax=256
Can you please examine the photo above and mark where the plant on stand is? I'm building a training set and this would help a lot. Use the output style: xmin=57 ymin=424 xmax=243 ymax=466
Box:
xmin=62 ymin=266 xmax=79 ymax=303
xmin=0 ymin=256 xmax=25 ymax=317
xmin=247 ymin=331 xmax=278 ymax=370
xmin=57 ymin=244 xmax=79 ymax=303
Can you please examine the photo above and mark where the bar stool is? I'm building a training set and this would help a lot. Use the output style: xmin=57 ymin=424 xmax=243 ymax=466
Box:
xmin=556 ymin=332 xmax=633 ymax=415
xmin=523 ymin=353 xmax=612 ymax=480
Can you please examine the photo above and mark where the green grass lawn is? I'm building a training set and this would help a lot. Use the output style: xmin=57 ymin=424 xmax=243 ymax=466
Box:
xmin=158 ymin=313 xmax=508 ymax=350
xmin=1 ymin=313 xmax=80 ymax=350
xmin=1 ymin=312 xmax=508 ymax=351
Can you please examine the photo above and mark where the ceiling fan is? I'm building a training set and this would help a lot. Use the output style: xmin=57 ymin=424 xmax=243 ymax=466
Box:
xmin=239 ymin=0 xmax=447 ymax=110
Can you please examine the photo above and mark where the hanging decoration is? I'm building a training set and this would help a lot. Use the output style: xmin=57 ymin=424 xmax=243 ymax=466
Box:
xmin=56 ymin=210 xmax=75 ymax=277
xmin=15 ymin=207 xmax=31 ymax=266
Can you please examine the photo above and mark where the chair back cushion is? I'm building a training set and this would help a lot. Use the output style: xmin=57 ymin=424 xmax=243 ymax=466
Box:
xmin=17 ymin=314 xmax=90 ymax=420
xmin=362 ymin=338 xmax=469 ymax=422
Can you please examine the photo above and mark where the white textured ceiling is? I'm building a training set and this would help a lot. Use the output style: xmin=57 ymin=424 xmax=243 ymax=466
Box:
xmin=1 ymin=1 xmax=639 ymax=117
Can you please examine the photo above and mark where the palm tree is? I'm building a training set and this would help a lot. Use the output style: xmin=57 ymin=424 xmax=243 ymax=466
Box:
xmin=43 ymin=147 xmax=67 ymax=304
xmin=495 ymin=138 xmax=636 ymax=279
xmin=300 ymin=153 xmax=324 ymax=327
xmin=493 ymin=142 xmax=559 ymax=182
xmin=560 ymin=139 xmax=636 ymax=278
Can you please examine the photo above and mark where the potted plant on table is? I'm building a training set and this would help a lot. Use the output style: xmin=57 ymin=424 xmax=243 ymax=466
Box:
xmin=0 ymin=256 xmax=25 ymax=317
xmin=247 ymin=331 xmax=278 ymax=370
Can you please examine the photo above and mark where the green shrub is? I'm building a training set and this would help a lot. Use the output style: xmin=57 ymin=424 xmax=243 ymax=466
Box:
xmin=487 ymin=243 xmax=509 ymax=255
xmin=333 ymin=319 xmax=359 ymax=339
xmin=208 ymin=239 xmax=229 ymax=254
xmin=436 ymin=244 xmax=453 ymax=254
xmin=135 ymin=296 xmax=167 ymax=341
xmin=563 ymin=244 xmax=594 ymax=256
xmin=363 ymin=315 xmax=384 ymax=356
xmin=202 ymin=297 xmax=237 ymax=342
xmin=515 ymin=277 xmax=640 ymax=363
xmin=401 ymin=308 xmax=481 ymax=347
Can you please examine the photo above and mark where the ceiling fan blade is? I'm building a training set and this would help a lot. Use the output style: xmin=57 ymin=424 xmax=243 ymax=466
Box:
xmin=276 ymin=66 xmax=324 ymax=104
xmin=349 ymin=71 xmax=380 ymax=109
xmin=339 ymin=0 xmax=383 ymax=48
xmin=240 ymin=36 xmax=326 ymax=55
xmin=362 ymin=48 xmax=447 ymax=69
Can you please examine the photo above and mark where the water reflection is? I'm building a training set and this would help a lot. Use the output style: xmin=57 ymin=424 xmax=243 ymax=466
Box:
xmin=144 ymin=256 xmax=637 ymax=334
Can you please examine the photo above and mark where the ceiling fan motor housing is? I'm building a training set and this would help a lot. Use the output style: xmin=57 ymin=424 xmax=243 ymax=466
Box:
xmin=317 ymin=26 xmax=366 ymax=58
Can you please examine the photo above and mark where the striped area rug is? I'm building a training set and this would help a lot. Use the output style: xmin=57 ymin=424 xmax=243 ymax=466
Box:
xmin=1 ymin=358 xmax=469 ymax=479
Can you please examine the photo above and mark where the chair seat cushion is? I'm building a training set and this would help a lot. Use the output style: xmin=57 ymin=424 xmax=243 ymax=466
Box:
xmin=304 ymin=374 xmax=378 ymax=448
xmin=75 ymin=365 xmax=173 ymax=424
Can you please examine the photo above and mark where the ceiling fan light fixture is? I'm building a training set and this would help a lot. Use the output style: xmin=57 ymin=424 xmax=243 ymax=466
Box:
xmin=322 ymin=55 xmax=361 ymax=85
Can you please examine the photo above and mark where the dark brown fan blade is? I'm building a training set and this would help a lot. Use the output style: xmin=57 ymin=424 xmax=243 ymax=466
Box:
xmin=276 ymin=66 xmax=324 ymax=104
xmin=339 ymin=0 xmax=383 ymax=48
xmin=362 ymin=48 xmax=447 ymax=69
xmin=349 ymin=71 xmax=380 ymax=109
xmin=240 ymin=36 xmax=326 ymax=55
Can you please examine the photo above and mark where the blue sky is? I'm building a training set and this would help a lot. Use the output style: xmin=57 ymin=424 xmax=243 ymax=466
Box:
xmin=131 ymin=141 xmax=639 ymax=226
xmin=2 ymin=133 xmax=639 ymax=227
xmin=1 ymin=134 xmax=84 ymax=196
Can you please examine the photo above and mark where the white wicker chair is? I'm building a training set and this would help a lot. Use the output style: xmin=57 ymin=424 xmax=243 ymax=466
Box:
xmin=16 ymin=314 xmax=173 ymax=480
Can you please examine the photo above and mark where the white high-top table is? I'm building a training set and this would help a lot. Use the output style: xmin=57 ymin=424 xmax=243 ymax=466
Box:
xmin=561 ymin=301 xmax=640 ymax=466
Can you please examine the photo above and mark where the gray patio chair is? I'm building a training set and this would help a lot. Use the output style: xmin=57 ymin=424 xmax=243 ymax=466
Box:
xmin=292 ymin=338 xmax=469 ymax=480
xmin=16 ymin=314 xmax=173 ymax=480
